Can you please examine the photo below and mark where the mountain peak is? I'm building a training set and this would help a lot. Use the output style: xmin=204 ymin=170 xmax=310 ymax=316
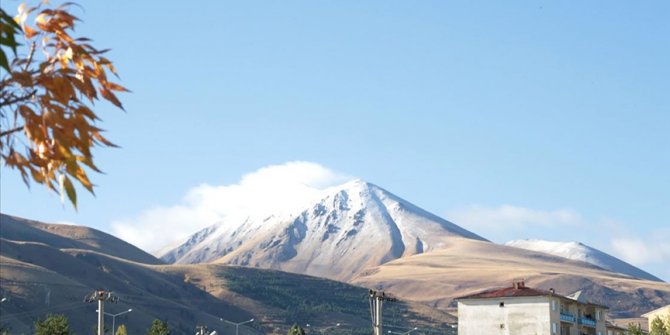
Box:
xmin=505 ymin=239 xmax=662 ymax=282
xmin=157 ymin=180 xmax=486 ymax=280
xmin=330 ymin=178 xmax=377 ymax=193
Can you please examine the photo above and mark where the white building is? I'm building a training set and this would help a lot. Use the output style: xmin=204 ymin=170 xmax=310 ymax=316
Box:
xmin=641 ymin=304 xmax=670 ymax=332
xmin=457 ymin=281 xmax=608 ymax=335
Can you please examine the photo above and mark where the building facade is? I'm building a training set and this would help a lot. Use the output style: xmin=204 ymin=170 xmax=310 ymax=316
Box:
xmin=457 ymin=281 xmax=608 ymax=335
xmin=605 ymin=321 xmax=626 ymax=335
xmin=641 ymin=304 xmax=670 ymax=332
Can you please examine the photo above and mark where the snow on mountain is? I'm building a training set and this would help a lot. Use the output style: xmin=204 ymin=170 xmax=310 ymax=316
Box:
xmin=505 ymin=239 xmax=662 ymax=282
xmin=156 ymin=179 xmax=487 ymax=280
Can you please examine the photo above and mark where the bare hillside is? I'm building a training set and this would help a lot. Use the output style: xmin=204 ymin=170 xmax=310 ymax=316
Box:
xmin=0 ymin=214 xmax=454 ymax=334
xmin=1 ymin=214 xmax=162 ymax=265
xmin=352 ymin=238 xmax=670 ymax=318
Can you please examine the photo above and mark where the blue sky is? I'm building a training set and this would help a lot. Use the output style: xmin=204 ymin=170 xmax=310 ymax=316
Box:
xmin=1 ymin=1 xmax=668 ymax=280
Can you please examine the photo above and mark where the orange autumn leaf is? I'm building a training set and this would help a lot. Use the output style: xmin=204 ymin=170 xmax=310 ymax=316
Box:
xmin=1 ymin=2 xmax=128 ymax=209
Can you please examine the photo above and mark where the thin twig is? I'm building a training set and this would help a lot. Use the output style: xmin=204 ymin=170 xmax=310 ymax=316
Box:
xmin=0 ymin=125 xmax=23 ymax=137
xmin=0 ymin=90 xmax=37 ymax=107
xmin=24 ymin=41 xmax=36 ymax=72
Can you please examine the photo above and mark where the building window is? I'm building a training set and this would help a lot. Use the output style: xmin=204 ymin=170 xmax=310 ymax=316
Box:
xmin=552 ymin=300 xmax=556 ymax=311
xmin=596 ymin=310 xmax=601 ymax=320
xmin=499 ymin=302 xmax=504 ymax=307
xmin=608 ymin=331 xmax=613 ymax=335
xmin=552 ymin=322 xmax=557 ymax=334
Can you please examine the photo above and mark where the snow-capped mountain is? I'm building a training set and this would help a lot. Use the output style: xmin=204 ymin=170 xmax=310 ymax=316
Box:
xmin=156 ymin=179 xmax=487 ymax=280
xmin=505 ymin=239 xmax=662 ymax=282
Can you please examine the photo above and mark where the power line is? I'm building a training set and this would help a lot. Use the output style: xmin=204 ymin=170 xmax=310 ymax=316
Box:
xmin=84 ymin=290 xmax=119 ymax=335
xmin=369 ymin=290 xmax=397 ymax=335
xmin=0 ymin=301 xmax=88 ymax=321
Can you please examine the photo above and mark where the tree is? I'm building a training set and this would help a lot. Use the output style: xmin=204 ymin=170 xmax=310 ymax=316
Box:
xmin=288 ymin=323 xmax=306 ymax=335
xmin=147 ymin=319 xmax=170 ymax=335
xmin=91 ymin=324 xmax=109 ymax=335
xmin=628 ymin=323 xmax=644 ymax=335
xmin=651 ymin=315 xmax=670 ymax=335
xmin=115 ymin=324 xmax=128 ymax=335
xmin=34 ymin=313 xmax=72 ymax=335
xmin=0 ymin=2 xmax=127 ymax=208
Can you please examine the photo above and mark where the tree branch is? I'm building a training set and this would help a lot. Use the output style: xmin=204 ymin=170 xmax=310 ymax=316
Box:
xmin=0 ymin=90 xmax=37 ymax=107
xmin=0 ymin=125 xmax=23 ymax=137
xmin=24 ymin=42 xmax=36 ymax=72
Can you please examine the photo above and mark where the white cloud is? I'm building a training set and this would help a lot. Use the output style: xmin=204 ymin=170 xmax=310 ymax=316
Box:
xmin=111 ymin=161 xmax=352 ymax=252
xmin=609 ymin=229 xmax=670 ymax=266
xmin=446 ymin=205 xmax=669 ymax=280
xmin=446 ymin=205 xmax=583 ymax=240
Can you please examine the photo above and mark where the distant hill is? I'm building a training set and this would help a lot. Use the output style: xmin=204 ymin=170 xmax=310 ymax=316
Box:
xmin=0 ymin=214 xmax=454 ymax=335
xmin=505 ymin=239 xmax=663 ymax=282
xmin=1 ymin=214 xmax=162 ymax=265
xmin=352 ymin=238 xmax=670 ymax=318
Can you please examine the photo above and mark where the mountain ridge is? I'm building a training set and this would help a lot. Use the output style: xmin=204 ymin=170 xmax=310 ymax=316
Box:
xmin=0 ymin=214 xmax=452 ymax=334
xmin=1 ymin=214 xmax=162 ymax=265
xmin=505 ymin=239 xmax=662 ymax=282
xmin=157 ymin=179 xmax=487 ymax=280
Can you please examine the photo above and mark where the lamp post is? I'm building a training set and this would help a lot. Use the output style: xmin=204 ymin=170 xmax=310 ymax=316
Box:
xmin=307 ymin=323 xmax=340 ymax=335
xmin=387 ymin=327 xmax=417 ymax=335
xmin=96 ymin=308 xmax=132 ymax=334
xmin=221 ymin=318 xmax=254 ymax=335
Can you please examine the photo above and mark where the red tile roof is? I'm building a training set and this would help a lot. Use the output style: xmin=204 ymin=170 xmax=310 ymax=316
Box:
xmin=456 ymin=282 xmax=609 ymax=309
xmin=457 ymin=284 xmax=556 ymax=300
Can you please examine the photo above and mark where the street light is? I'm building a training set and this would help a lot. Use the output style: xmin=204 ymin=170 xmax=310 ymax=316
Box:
xmin=307 ymin=323 xmax=340 ymax=335
xmin=96 ymin=308 xmax=132 ymax=334
xmin=221 ymin=317 xmax=254 ymax=335
xmin=388 ymin=327 xmax=417 ymax=335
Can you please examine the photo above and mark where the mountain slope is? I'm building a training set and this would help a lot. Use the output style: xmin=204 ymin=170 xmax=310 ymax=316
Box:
xmin=0 ymin=214 xmax=454 ymax=335
xmin=351 ymin=238 xmax=670 ymax=318
xmin=0 ymin=213 xmax=162 ymax=265
xmin=505 ymin=239 xmax=662 ymax=282
xmin=157 ymin=180 xmax=487 ymax=281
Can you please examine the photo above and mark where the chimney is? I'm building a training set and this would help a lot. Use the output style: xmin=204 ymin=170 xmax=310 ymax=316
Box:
xmin=512 ymin=280 xmax=525 ymax=289
xmin=550 ymin=288 xmax=555 ymax=295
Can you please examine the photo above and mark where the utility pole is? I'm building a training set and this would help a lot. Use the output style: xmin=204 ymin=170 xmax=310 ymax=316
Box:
xmin=84 ymin=290 xmax=118 ymax=335
xmin=221 ymin=317 xmax=254 ymax=335
xmin=196 ymin=325 xmax=217 ymax=335
xmin=369 ymin=290 xmax=397 ymax=335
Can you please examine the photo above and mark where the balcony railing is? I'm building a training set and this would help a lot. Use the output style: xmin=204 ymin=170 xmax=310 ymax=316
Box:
xmin=579 ymin=317 xmax=596 ymax=327
xmin=560 ymin=312 xmax=576 ymax=323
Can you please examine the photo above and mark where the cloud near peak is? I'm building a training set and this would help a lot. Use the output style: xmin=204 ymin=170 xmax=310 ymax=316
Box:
xmin=446 ymin=204 xmax=583 ymax=238
xmin=111 ymin=161 xmax=352 ymax=252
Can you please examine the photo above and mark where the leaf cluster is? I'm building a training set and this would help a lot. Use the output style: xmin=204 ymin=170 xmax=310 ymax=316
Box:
xmin=0 ymin=2 xmax=127 ymax=208
xmin=147 ymin=319 xmax=171 ymax=335
xmin=34 ymin=313 xmax=73 ymax=335
xmin=650 ymin=314 xmax=670 ymax=335
xmin=627 ymin=322 xmax=643 ymax=335
xmin=288 ymin=323 xmax=305 ymax=335
xmin=115 ymin=324 xmax=128 ymax=335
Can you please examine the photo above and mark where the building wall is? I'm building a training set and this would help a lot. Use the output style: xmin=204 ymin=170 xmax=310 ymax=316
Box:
xmin=643 ymin=305 xmax=670 ymax=331
xmin=458 ymin=296 xmax=608 ymax=335
xmin=595 ymin=308 xmax=607 ymax=335
xmin=458 ymin=296 xmax=551 ymax=335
